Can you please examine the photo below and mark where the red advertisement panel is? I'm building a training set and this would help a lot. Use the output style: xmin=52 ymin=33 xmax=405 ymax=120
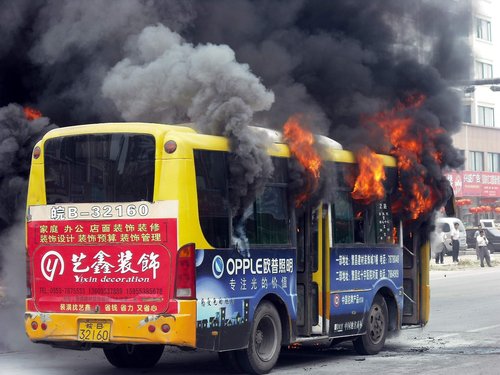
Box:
xmin=28 ymin=214 xmax=177 ymax=314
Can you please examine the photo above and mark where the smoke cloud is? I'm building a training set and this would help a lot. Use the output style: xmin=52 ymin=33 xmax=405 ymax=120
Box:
xmin=187 ymin=0 xmax=470 ymax=223
xmin=0 ymin=104 xmax=56 ymax=230
xmin=0 ymin=218 xmax=32 ymax=352
xmin=102 ymin=24 xmax=275 ymax=225
xmin=0 ymin=0 xmax=471 ymax=188
xmin=0 ymin=104 xmax=55 ymax=340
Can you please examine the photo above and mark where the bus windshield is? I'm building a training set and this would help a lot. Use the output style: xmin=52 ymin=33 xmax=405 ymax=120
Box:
xmin=44 ymin=134 xmax=155 ymax=204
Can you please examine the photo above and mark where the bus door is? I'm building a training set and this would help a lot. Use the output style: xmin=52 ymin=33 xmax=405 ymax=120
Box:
xmin=401 ymin=229 xmax=429 ymax=325
xmin=296 ymin=204 xmax=329 ymax=336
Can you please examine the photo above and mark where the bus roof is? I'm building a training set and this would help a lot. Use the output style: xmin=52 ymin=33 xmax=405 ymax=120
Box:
xmin=40 ymin=122 xmax=396 ymax=167
xmin=42 ymin=122 xmax=196 ymax=139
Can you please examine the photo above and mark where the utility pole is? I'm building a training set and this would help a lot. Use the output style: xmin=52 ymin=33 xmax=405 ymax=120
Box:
xmin=451 ymin=78 xmax=500 ymax=93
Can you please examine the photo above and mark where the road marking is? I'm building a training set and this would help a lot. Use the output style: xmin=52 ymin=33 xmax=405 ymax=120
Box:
xmin=467 ymin=324 xmax=500 ymax=333
xmin=436 ymin=324 xmax=500 ymax=339
xmin=437 ymin=333 xmax=459 ymax=339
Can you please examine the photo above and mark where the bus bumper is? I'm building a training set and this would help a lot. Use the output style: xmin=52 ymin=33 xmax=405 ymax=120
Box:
xmin=24 ymin=300 xmax=196 ymax=348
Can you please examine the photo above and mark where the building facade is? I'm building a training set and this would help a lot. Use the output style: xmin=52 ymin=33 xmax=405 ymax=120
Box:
xmin=446 ymin=0 xmax=500 ymax=226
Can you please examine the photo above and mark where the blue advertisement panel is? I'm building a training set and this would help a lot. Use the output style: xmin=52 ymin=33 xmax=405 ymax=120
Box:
xmin=195 ymin=248 xmax=296 ymax=350
xmin=329 ymin=246 xmax=403 ymax=337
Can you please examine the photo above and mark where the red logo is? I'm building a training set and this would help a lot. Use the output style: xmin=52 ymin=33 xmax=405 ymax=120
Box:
xmin=333 ymin=294 xmax=341 ymax=308
xmin=41 ymin=250 xmax=65 ymax=281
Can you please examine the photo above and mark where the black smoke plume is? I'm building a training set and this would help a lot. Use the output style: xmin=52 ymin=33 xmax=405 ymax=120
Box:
xmin=0 ymin=104 xmax=56 ymax=230
xmin=0 ymin=1 xmax=472 ymax=263
xmin=0 ymin=104 xmax=55 ymax=351
xmin=101 ymin=24 xmax=275 ymax=252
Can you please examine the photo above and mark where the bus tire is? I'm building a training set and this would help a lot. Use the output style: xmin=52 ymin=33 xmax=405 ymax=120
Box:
xmin=103 ymin=344 xmax=164 ymax=368
xmin=218 ymin=350 xmax=244 ymax=373
xmin=236 ymin=301 xmax=282 ymax=374
xmin=353 ymin=294 xmax=388 ymax=355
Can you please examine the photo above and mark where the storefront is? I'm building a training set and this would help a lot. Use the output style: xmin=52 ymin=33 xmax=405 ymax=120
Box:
xmin=445 ymin=171 xmax=500 ymax=226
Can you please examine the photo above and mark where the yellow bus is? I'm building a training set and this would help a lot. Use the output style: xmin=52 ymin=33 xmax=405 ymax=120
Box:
xmin=25 ymin=122 xmax=429 ymax=374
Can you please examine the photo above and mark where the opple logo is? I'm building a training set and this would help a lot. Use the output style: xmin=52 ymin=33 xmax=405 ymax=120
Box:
xmin=212 ymin=255 xmax=225 ymax=279
xmin=41 ymin=250 xmax=65 ymax=281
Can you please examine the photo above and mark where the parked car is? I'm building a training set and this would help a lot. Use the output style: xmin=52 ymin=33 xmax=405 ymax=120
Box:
xmin=431 ymin=217 xmax=467 ymax=255
xmin=466 ymin=228 xmax=477 ymax=249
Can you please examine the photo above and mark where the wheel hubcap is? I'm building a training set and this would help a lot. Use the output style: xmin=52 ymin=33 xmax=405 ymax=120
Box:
xmin=255 ymin=315 xmax=277 ymax=362
xmin=369 ymin=305 xmax=385 ymax=344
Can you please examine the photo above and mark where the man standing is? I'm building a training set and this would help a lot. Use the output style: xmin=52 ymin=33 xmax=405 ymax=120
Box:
xmin=474 ymin=224 xmax=482 ymax=260
xmin=477 ymin=230 xmax=492 ymax=267
xmin=451 ymin=222 xmax=460 ymax=263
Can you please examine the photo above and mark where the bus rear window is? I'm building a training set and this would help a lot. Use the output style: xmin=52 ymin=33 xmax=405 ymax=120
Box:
xmin=44 ymin=134 xmax=155 ymax=204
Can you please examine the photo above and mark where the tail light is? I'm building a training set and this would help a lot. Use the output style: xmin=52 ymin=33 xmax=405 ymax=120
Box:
xmin=175 ymin=243 xmax=196 ymax=299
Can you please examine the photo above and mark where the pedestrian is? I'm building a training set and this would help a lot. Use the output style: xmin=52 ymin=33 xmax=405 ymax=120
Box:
xmin=451 ymin=222 xmax=460 ymax=263
xmin=474 ymin=224 xmax=482 ymax=260
xmin=476 ymin=229 xmax=492 ymax=267
xmin=435 ymin=229 xmax=446 ymax=264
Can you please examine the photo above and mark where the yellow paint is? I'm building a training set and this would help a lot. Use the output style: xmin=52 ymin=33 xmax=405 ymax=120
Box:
xmin=310 ymin=205 xmax=332 ymax=333
xmin=25 ymin=301 xmax=197 ymax=347
xmin=323 ymin=208 xmax=331 ymax=329
xmin=419 ymin=241 xmax=431 ymax=324
xmin=312 ymin=206 xmax=323 ymax=321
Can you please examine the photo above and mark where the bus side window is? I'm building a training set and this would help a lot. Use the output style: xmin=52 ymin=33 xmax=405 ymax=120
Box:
xmin=332 ymin=191 xmax=354 ymax=244
xmin=194 ymin=150 xmax=231 ymax=248
xmin=352 ymin=201 xmax=376 ymax=244
xmin=245 ymin=157 xmax=290 ymax=245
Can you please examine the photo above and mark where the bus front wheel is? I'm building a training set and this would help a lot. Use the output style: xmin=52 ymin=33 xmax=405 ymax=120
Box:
xmin=103 ymin=344 xmax=164 ymax=368
xmin=237 ymin=301 xmax=282 ymax=374
xmin=353 ymin=294 xmax=388 ymax=355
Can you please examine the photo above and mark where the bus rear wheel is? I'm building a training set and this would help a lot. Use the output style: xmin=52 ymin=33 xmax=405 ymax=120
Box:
xmin=353 ymin=294 xmax=388 ymax=355
xmin=237 ymin=301 xmax=282 ymax=374
xmin=103 ymin=344 xmax=164 ymax=368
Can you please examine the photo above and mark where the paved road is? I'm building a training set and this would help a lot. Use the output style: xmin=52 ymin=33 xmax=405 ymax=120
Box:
xmin=1 ymin=255 xmax=499 ymax=374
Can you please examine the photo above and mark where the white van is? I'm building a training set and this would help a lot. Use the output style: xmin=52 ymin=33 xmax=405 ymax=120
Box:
xmin=431 ymin=217 xmax=467 ymax=255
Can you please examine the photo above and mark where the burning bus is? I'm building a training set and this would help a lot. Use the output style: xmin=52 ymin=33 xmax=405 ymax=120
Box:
xmin=24 ymin=119 xmax=432 ymax=374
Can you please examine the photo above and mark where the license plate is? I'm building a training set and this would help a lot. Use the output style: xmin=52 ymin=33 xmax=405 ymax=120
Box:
xmin=78 ymin=320 xmax=111 ymax=342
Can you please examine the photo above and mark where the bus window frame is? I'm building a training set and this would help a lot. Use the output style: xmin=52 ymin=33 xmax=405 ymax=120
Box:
xmin=194 ymin=150 xmax=293 ymax=249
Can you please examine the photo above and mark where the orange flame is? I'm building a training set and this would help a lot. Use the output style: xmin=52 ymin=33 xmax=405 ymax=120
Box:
xmin=392 ymin=226 xmax=398 ymax=244
xmin=24 ymin=107 xmax=42 ymax=121
xmin=283 ymin=114 xmax=322 ymax=207
xmin=367 ymin=94 xmax=443 ymax=220
xmin=405 ymin=180 xmax=436 ymax=220
xmin=351 ymin=146 xmax=386 ymax=203
xmin=372 ymin=96 xmax=425 ymax=158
